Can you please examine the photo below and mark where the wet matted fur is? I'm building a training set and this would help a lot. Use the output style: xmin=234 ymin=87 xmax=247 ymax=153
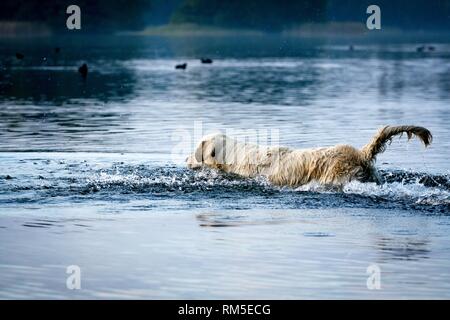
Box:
xmin=186 ymin=125 xmax=432 ymax=187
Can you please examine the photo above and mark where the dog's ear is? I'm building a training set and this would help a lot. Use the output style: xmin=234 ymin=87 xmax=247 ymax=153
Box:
xmin=194 ymin=140 xmax=216 ymax=163
xmin=194 ymin=141 xmax=205 ymax=162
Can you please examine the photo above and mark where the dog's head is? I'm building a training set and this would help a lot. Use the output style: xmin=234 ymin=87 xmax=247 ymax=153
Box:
xmin=186 ymin=133 xmax=226 ymax=169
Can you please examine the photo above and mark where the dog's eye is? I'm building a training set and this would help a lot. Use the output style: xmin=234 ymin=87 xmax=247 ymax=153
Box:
xmin=211 ymin=149 xmax=215 ymax=158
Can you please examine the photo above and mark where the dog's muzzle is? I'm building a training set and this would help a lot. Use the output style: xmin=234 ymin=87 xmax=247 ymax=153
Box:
xmin=186 ymin=155 xmax=202 ymax=169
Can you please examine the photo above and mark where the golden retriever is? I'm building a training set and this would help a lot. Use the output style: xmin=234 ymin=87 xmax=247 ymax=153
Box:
xmin=186 ymin=126 xmax=432 ymax=187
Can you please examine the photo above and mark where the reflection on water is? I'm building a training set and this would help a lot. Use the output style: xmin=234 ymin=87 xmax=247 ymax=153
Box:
xmin=0 ymin=68 xmax=138 ymax=103
xmin=376 ymin=237 xmax=431 ymax=261
xmin=1 ymin=35 xmax=450 ymax=299
xmin=1 ymin=36 xmax=449 ymax=171
xmin=1 ymin=206 xmax=450 ymax=299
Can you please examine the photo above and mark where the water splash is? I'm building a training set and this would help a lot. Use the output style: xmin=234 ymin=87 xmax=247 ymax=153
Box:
xmin=1 ymin=160 xmax=449 ymax=213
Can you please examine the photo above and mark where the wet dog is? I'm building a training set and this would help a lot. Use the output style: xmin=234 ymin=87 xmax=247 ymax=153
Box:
xmin=186 ymin=126 xmax=432 ymax=187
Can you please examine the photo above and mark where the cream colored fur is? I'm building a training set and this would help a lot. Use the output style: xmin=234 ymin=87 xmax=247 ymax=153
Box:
xmin=186 ymin=126 xmax=432 ymax=187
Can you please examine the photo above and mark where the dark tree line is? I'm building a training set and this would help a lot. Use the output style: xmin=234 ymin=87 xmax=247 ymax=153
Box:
xmin=326 ymin=0 xmax=450 ymax=30
xmin=171 ymin=0 xmax=450 ymax=31
xmin=171 ymin=0 xmax=327 ymax=31
xmin=0 ymin=0 xmax=152 ymax=33
xmin=1 ymin=0 xmax=450 ymax=32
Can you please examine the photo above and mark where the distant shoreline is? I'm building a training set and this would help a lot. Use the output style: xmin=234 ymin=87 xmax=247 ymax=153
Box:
xmin=124 ymin=22 xmax=378 ymax=37
xmin=119 ymin=23 xmax=450 ymax=41
xmin=2 ymin=21 xmax=450 ymax=41
xmin=119 ymin=23 xmax=266 ymax=37
xmin=0 ymin=21 xmax=51 ymax=37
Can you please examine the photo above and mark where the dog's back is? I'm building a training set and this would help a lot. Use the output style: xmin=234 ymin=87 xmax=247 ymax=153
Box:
xmin=187 ymin=125 xmax=432 ymax=187
xmin=266 ymin=144 xmax=374 ymax=186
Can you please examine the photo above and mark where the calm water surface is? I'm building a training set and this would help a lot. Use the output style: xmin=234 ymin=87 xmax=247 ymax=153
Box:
xmin=0 ymin=35 xmax=449 ymax=299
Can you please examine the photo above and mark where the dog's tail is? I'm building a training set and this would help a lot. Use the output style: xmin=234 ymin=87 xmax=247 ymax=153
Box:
xmin=361 ymin=125 xmax=432 ymax=162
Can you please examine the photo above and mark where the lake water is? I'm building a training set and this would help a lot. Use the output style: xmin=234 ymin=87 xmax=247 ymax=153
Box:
xmin=0 ymin=35 xmax=449 ymax=299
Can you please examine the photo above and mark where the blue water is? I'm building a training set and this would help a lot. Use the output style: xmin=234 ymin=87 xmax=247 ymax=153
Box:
xmin=0 ymin=35 xmax=449 ymax=299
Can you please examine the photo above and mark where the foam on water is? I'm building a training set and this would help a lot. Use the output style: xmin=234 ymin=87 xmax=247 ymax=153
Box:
xmin=2 ymin=157 xmax=447 ymax=213
xmin=86 ymin=165 xmax=450 ymax=204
